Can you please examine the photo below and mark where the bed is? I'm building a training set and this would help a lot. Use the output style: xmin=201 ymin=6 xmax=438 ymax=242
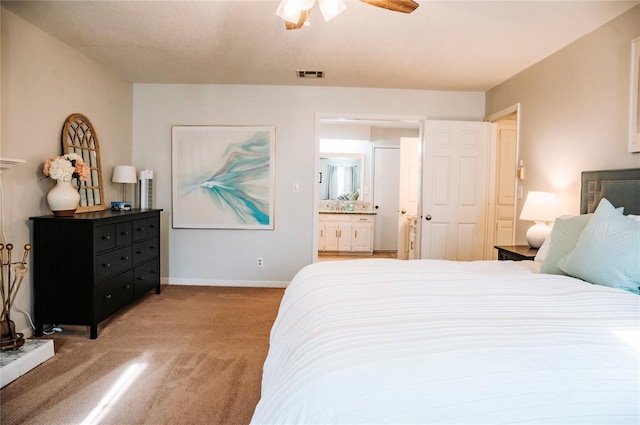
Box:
xmin=251 ymin=169 xmax=640 ymax=424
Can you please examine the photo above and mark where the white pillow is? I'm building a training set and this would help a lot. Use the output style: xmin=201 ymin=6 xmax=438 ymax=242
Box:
xmin=557 ymin=199 xmax=640 ymax=294
xmin=534 ymin=233 xmax=550 ymax=262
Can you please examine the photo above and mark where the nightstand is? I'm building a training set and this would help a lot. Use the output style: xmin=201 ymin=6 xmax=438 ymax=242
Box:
xmin=494 ymin=245 xmax=538 ymax=261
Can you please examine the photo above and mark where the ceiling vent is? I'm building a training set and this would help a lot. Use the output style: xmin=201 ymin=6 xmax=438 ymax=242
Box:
xmin=297 ymin=70 xmax=324 ymax=79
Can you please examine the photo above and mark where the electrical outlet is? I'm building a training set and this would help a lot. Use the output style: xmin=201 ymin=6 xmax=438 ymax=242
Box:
xmin=257 ymin=257 xmax=264 ymax=267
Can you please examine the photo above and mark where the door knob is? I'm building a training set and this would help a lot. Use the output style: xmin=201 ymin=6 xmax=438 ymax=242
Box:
xmin=425 ymin=214 xmax=432 ymax=221
xmin=374 ymin=205 xmax=379 ymax=209
xmin=400 ymin=210 xmax=406 ymax=214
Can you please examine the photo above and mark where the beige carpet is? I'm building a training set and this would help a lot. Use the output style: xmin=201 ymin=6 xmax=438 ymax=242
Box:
xmin=0 ymin=285 xmax=284 ymax=425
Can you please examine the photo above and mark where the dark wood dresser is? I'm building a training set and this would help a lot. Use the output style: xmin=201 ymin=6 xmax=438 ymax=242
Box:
xmin=29 ymin=209 xmax=162 ymax=339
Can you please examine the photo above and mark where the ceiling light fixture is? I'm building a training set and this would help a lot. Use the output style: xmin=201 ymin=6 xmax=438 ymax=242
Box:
xmin=276 ymin=0 xmax=419 ymax=30
xmin=276 ymin=0 xmax=346 ymax=29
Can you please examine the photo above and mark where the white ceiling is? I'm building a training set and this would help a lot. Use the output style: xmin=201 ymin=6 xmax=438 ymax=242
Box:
xmin=3 ymin=0 xmax=638 ymax=91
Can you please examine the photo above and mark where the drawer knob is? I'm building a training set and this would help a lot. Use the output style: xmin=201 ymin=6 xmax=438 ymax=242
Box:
xmin=103 ymin=235 xmax=111 ymax=240
xmin=103 ymin=263 xmax=111 ymax=268
xmin=121 ymin=256 xmax=129 ymax=261
xmin=137 ymin=250 xmax=144 ymax=255
xmin=124 ymin=284 xmax=131 ymax=289
xmin=105 ymin=294 xmax=112 ymax=300
xmin=138 ymin=276 xmax=145 ymax=281
xmin=137 ymin=227 xmax=145 ymax=232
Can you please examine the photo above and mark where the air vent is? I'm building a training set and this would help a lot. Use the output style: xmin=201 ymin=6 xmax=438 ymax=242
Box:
xmin=297 ymin=70 xmax=324 ymax=79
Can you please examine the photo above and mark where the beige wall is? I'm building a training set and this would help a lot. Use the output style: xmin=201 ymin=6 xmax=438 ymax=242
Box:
xmin=486 ymin=6 xmax=640 ymax=243
xmin=1 ymin=8 xmax=133 ymax=334
xmin=486 ymin=5 xmax=640 ymax=244
xmin=133 ymin=84 xmax=485 ymax=286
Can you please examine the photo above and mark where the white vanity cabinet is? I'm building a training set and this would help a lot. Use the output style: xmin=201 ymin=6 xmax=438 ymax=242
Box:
xmin=319 ymin=213 xmax=374 ymax=253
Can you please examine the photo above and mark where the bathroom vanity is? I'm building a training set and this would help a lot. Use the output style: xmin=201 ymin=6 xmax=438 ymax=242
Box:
xmin=318 ymin=211 xmax=376 ymax=253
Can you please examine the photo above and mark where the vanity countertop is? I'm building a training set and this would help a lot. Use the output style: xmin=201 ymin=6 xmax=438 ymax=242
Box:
xmin=319 ymin=211 xmax=377 ymax=215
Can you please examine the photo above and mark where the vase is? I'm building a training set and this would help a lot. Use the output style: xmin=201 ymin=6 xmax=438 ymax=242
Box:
xmin=47 ymin=179 xmax=80 ymax=216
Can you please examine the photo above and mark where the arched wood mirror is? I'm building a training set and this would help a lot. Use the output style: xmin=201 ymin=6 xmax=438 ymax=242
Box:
xmin=62 ymin=113 xmax=105 ymax=212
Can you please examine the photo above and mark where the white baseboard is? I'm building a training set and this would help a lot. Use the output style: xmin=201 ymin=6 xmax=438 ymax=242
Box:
xmin=165 ymin=278 xmax=288 ymax=288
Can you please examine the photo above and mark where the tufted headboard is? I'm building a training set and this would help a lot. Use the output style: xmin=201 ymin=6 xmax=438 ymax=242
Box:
xmin=580 ymin=168 xmax=640 ymax=215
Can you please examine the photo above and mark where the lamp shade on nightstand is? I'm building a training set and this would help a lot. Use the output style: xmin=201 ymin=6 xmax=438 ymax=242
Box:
xmin=520 ymin=191 xmax=557 ymax=248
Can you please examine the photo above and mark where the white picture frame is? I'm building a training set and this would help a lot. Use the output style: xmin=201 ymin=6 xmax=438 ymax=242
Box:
xmin=628 ymin=37 xmax=640 ymax=153
xmin=171 ymin=125 xmax=276 ymax=229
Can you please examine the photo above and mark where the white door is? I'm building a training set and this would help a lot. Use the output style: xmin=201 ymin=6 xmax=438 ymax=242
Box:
xmin=397 ymin=137 xmax=420 ymax=259
xmin=421 ymin=120 xmax=490 ymax=261
xmin=494 ymin=121 xmax=518 ymax=247
xmin=373 ymin=147 xmax=400 ymax=252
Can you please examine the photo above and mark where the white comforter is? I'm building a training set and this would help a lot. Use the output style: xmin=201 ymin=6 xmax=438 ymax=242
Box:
xmin=251 ymin=259 xmax=640 ymax=424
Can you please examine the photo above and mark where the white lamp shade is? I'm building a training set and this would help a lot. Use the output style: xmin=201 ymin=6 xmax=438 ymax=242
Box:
xmin=519 ymin=191 xmax=558 ymax=222
xmin=112 ymin=165 xmax=137 ymax=184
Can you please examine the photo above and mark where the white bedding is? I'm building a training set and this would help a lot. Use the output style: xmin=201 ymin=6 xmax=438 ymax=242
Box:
xmin=251 ymin=259 xmax=640 ymax=424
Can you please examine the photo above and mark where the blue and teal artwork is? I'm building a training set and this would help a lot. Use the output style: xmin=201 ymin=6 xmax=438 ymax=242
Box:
xmin=172 ymin=126 xmax=275 ymax=229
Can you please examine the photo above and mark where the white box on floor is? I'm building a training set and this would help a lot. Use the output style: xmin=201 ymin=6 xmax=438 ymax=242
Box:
xmin=0 ymin=339 xmax=54 ymax=388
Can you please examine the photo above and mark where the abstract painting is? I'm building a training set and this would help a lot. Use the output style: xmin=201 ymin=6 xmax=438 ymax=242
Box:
xmin=172 ymin=125 xmax=275 ymax=229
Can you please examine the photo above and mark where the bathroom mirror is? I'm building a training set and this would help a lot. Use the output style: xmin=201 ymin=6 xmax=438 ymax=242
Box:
xmin=319 ymin=153 xmax=364 ymax=200
xmin=61 ymin=113 xmax=105 ymax=212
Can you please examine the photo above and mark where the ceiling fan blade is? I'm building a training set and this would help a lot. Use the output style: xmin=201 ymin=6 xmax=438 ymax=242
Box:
xmin=360 ymin=0 xmax=419 ymax=14
xmin=285 ymin=9 xmax=309 ymax=30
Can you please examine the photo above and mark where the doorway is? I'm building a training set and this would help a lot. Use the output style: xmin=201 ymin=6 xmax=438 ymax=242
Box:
xmin=314 ymin=115 xmax=423 ymax=262
xmin=485 ymin=104 xmax=521 ymax=259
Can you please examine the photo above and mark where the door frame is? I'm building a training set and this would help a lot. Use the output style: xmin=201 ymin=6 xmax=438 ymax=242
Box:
xmin=313 ymin=113 xmax=426 ymax=262
xmin=485 ymin=103 xmax=521 ymax=259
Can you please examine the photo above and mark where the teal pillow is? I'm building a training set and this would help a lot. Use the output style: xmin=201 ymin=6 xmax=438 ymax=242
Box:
xmin=557 ymin=199 xmax=640 ymax=294
xmin=540 ymin=214 xmax=593 ymax=275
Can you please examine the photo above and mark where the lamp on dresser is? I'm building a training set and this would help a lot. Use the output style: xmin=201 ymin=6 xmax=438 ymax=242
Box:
xmin=112 ymin=165 xmax=137 ymax=204
xmin=520 ymin=191 xmax=557 ymax=248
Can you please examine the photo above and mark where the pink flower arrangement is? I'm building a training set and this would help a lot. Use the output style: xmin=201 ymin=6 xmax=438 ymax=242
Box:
xmin=43 ymin=153 xmax=91 ymax=182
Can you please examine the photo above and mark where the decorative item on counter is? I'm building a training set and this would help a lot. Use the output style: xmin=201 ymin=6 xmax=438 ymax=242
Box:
xmin=1 ymin=243 xmax=32 ymax=351
xmin=42 ymin=153 xmax=90 ymax=216
xmin=111 ymin=201 xmax=132 ymax=211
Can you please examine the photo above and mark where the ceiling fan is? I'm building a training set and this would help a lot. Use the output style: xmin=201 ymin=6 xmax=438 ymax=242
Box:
xmin=276 ymin=0 xmax=419 ymax=30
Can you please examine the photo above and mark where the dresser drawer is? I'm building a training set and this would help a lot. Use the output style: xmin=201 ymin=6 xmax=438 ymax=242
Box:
xmin=115 ymin=222 xmax=133 ymax=246
xmin=95 ymin=270 xmax=134 ymax=321
xmin=95 ymin=225 xmax=116 ymax=252
xmin=132 ymin=218 xmax=148 ymax=241
xmin=147 ymin=216 xmax=160 ymax=237
xmin=134 ymin=258 xmax=159 ymax=297
xmin=133 ymin=238 xmax=159 ymax=266
xmin=96 ymin=246 xmax=133 ymax=281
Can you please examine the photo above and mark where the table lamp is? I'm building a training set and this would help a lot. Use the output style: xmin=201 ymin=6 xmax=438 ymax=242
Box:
xmin=519 ymin=191 xmax=557 ymax=248
xmin=112 ymin=165 xmax=137 ymax=204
